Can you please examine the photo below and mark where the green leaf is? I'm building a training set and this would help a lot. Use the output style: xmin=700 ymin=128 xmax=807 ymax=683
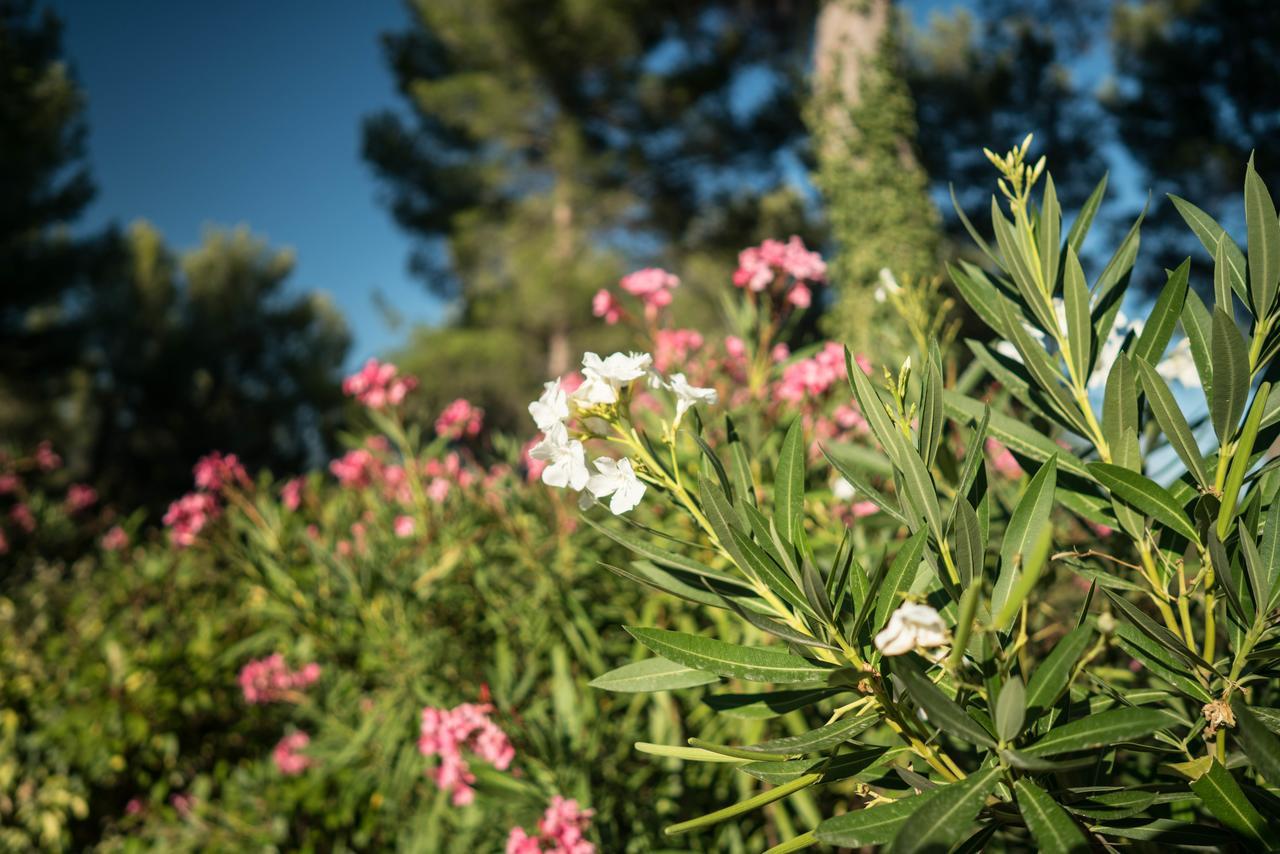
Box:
xmin=1022 ymin=708 xmax=1175 ymax=756
xmin=1170 ymin=192 xmax=1247 ymax=302
xmin=1066 ymin=172 xmax=1108 ymax=259
xmin=664 ymin=771 xmax=820 ymax=835
xmin=1245 ymin=154 xmax=1280 ymax=318
xmin=993 ymin=524 xmax=1053 ymax=630
xmin=1025 ymin=624 xmax=1093 ymax=714
xmin=889 ymin=427 xmax=944 ymax=540
xmin=1134 ymin=358 xmax=1211 ymax=489
xmin=1131 ymin=259 xmax=1190 ymax=366
xmin=775 ymin=419 xmax=805 ymax=545
xmin=952 ymin=497 xmax=983 ymax=587
xmin=1014 ymin=779 xmax=1090 ymax=853
xmin=1102 ymin=354 xmax=1139 ymax=458
xmin=889 ymin=767 xmax=1002 ymax=854
xmin=1210 ymin=307 xmax=1249 ymax=442
xmin=997 ymin=299 xmax=1089 ymax=435
xmin=728 ymin=528 xmax=815 ymax=620
xmin=740 ymin=746 xmax=892 ymax=786
xmin=1094 ymin=204 xmax=1145 ymax=310
xmin=1183 ymin=288 xmax=1215 ymax=401
xmin=1063 ymin=246 xmax=1092 ymax=381
xmin=590 ymin=657 xmax=719 ymax=693
xmin=948 ymin=405 xmax=990 ymax=527
xmin=1188 ymin=758 xmax=1268 ymax=845
xmin=1238 ymin=522 xmax=1270 ymax=617
xmin=1231 ymin=694 xmax=1280 ymax=784
xmin=919 ymin=343 xmax=944 ymax=467
xmin=1215 ymin=235 xmax=1236 ymax=320
xmin=891 ymin=656 xmax=995 ymax=748
xmin=1261 ymin=497 xmax=1280 ymax=611
xmin=1104 ymin=589 xmax=1217 ymax=675
xmin=1218 ymin=382 xmax=1271 ymax=541
xmin=740 ymin=713 xmax=878 ymax=756
xmin=634 ymin=742 xmax=746 ymax=763
xmin=873 ymin=528 xmax=929 ymax=634
xmin=994 ymin=456 xmax=1057 ymax=621
xmin=626 ymin=628 xmax=830 ymax=684
xmin=816 ymin=790 xmax=942 ymax=847
xmin=705 ymin=689 xmax=838 ymax=720
xmin=996 ymin=676 xmax=1027 ymax=743
xmin=847 ymin=347 xmax=903 ymax=467
xmin=1040 ymin=173 xmax=1062 ymax=291
xmin=1087 ymin=463 xmax=1200 ymax=544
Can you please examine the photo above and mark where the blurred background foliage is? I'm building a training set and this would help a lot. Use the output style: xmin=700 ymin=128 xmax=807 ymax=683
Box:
xmin=6 ymin=0 xmax=1280 ymax=504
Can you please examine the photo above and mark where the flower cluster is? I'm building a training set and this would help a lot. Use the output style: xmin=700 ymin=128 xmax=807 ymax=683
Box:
xmin=435 ymin=398 xmax=484 ymax=441
xmin=193 ymin=451 xmax=250 ymax=492
xmin=64 ymin=483 xmax=97 ymax=513
xmin=238 ymin=653 xmax=321 ymax=704
xmin=272 ymin=731 xmax=312 ymax=776
xmin=776 ymin=341 xmax=850 ymax=403
xmin=342 ymin=358 xmax=418 ymax=409
xmin=100 ymin=525 xmax=130 ymax=552
xmin=528 ymin=351 xmax=718 ymax=515
xmin=506 ymin=796 xmax=595 ymax=854
xmin=732 ymin=235 xmax=826 ymax=307
xmin=418 ymin=703 xmax=515 ymax=806
xmin=162 ymin=492 xmax=220 ymax=548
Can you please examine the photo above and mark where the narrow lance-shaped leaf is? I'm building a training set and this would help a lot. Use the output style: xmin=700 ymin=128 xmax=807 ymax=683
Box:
xmin=1245 ymin=153 xmax=1280 ymax=318
xmin=1169 ymin=192 xmax=1247 ymax=302
xmin=1026 ymin=624 xmax=1093 ymax=714
xmin=1183 ymin=288 xmax=1214 ymax=402
xmin=1131 ymin=259 xmax=1190 ymax=365
xmin=775 ymin=419 xmax=805 ymax=545
xmin=816 ymin=789 xmax=944 ymax=848
xmin=889 ymin=767 xmax=1003 ymax=854
xmin=590 ymin=658 xmax=720 ymax=693
xmin=996 ymin=676 xmax=1027 ymax=743
xmin=1134 ymin=358 xmax=1211 ymax=489
xmin=1062 ymin=245 xmax=1092 ymax=382
xmin=1022 ymin=707 xmax=1175 ymax=756
xmin=1218 ymin=382 xmax=1272 ymax=541
xmin=1188 ymin=758 xmax=1268 ymax=845
xmin=1210 ymin=307 xmax=1249 ymax=443
xmin=626 ymin=628 xmax=830 ymax=684
xmin=1066 ymin=172 xmax=1108 ymax=259
xmin=993 ymin=456 xmax=1057 ymax=620
xmin=1014 ymin=779 xmax=1090 ymax=853
xmin=1231 ymin=695 xmax=1280 ymax=784
xmin=1087 ymin=462 xmax=1201 ymax=545
xmin=890 ymin=656 xmax=995 ymax=748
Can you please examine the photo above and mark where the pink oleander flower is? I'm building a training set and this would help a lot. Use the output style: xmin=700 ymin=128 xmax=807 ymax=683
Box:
xmin=273 ymin=731 xmax=313 ymax=775
xmin=342 ymin=358 xmax=418 ymax=409
xmin=653 ymin=328 xmax=704 ymax=373
xmin=193 ymin=451 xmax=249 ymax=492
xmin=101 ymin=525 xmax=129 ymax=551
xmin=986 ymin=438 xmax=1024 ymax=478
xmin=724 ymin=336 xmax=747 ymax=360
xmin=238 ymin=654 xmax=321 ymax=704
xmin=34 ymin=440 xmax=61 ymax=472
xmin=280 ymin=477 xmax=305 ymax=511
xmin=850 ymin=500 xmax=879 ymax=518
xmin=507 ymin=796 xmax=596 ymax=854
xmin=0 ymin=473 xmax=18 ymax=495
xmin=591 ymin=289 xmax=622 ymax=325
xmin=65 ymin=483 xmax=97 ymax=513
xmin=170 ymin=793 xmax=195 ymax=818
xmin=427 ymin=477 xmax=451 ymax=503
xmin=10 ymin=503 xmax=35 ymax=534
xmin=776 ymin=341 xmax=847 ymax=403
xmin=436 ymin=398 xmax=485 ymax=441
xmin=419 ymin=703 xmax=515 ymax=806
xmin=330 ymin=449 xmax=378 ymax=488
xmin=124 ymin=798 xmax=144 ymax=816
xmin=394 ymin=515 xmax=415 ymax=538
xmin=163 ymin=492 xmax=219 ymax=548
xmin=619 ymin=268 xmax=678 ymax=315
xmin=732 ymin=236 xmax=826 ymax=294
xmin=787 ymin=282 xmax=812 ymax=308
xmin=771 ymin=343 xmax=791 ymax=363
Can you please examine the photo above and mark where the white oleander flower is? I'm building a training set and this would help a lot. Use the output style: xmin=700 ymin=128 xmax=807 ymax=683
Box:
xmin=666 ymin=373 xmax=718 ymax=422
xmin=529 ymin=423 xmax=589 ymax=491
xmin=573 ymin=351 xmax=654 ymax=407
xmin=1156 ymin=337 xmax=1201 ymax=388
xmin=529 ymin=379 xmax=570 ymax=431
xmin=874 ymin=602 xmax=949 ymax=656
xmin=585 ymin=456 xmax=646 ymax=514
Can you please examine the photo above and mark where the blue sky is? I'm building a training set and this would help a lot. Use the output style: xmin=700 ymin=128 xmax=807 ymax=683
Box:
xmin=53 ymin=0 xmax=442 ymax=367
